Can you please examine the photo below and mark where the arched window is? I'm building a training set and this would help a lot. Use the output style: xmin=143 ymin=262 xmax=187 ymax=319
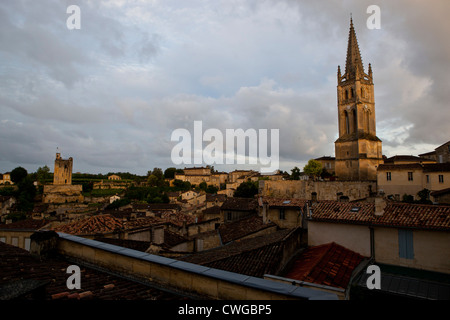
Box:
xmin=345 ymin=90 xmax=349 ymax=100
xmin=361 ymin=87 xmax=365 ymax=98
xmin=352 ymin=108 xmax=357 ymax=133
xmin=351 ymin=87 xmax=354 ymax=98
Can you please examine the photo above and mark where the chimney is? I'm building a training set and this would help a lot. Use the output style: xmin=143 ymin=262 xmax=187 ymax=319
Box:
xmin=374 ymin=197 xmax=386 ymax=216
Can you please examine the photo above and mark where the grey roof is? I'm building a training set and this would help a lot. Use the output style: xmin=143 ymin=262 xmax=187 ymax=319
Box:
xmin=354 ymin=265 xmax=450 ymax=300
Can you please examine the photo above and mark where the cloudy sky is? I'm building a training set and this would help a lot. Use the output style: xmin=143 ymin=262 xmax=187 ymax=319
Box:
xmin=1 ymin=0 xmax=449 ymax=175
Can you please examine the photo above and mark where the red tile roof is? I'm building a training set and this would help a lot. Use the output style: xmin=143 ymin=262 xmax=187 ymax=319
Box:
xmin=52 ymin=212 xmax=199 ymax=236
xmin=284 ymin=242 xmax=366 ymax=289
xmin=52 ymin=214 xmax=124 ymax=235
xmin=310 ymin=201 xmax=450 ymax=231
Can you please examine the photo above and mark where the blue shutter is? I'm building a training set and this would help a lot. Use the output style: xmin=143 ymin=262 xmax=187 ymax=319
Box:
xmin=405 ymin=230 xmax=414 ymax=259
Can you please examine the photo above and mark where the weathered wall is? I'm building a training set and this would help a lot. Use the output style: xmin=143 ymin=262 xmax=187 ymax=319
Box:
xmin=259 ymin=180 xmax=376 ymax=201
xmin=43 ymin=185 xmax=84 ymax=204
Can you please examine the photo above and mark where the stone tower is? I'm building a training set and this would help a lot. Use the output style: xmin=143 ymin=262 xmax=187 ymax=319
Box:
xmin=53 ymin=152 xmax=73 ymax=185
xmin=334 ymin=18 xmax=383 ymax=181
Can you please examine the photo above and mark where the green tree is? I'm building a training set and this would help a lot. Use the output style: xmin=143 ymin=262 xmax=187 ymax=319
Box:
xmin=206 ymin=185 xmax=219 ymax=194
xmin=16 ymin=175 xmax=36 ymax=213
xmin=290 ymin=166 xmax=301 ymax=180
xmin=199 ymin=181 xmax=208 ymax=191
xmin=303 ymin=159 xmax=323 ymax=180
xmin=417 ymin=188 xmax=432 ymax=204
xmin=164 ymin=167 xmax=177 ymax=179
xmin=147 ymin=168 xmax=165 ymax=187
xmin=234 ymin=180 xmax=258 ymax=198
xmin=36 ymin=165 xmax=51 ymax=185
xmin=10 ymin=167 xmax=28 ymax=183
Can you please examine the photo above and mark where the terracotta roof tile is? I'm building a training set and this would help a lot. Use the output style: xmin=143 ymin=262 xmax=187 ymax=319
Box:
xmin=310 ymin=201 xmax=450 ymax=231
xmin=284 ymin=242 xmax=366 ymax=289
xmin=52 ymin=214 xmax=124 ymax=235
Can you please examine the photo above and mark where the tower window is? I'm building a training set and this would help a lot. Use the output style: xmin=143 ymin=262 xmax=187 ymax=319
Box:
xmin=352 ymin=108 xmax=357 ymax=133
xmin=345 ymin=90 xmax=349 ymax=100
xmin=386 ymin=172 xmax=391 ymax=181
xmin=345 ymin=111 xmax=350 ymax=134
xmin=439 ymin=175 xmax=444 ymax=183
xmin=351 ymin=87 xmax=354 ymax=98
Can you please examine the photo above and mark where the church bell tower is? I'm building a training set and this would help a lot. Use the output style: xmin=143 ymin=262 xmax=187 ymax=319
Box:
xmin=334 ymin=18 xmax=383 ymax=181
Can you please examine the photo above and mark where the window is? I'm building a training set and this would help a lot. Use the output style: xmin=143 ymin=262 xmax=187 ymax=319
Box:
xmin=227 ymin=212 xmax=232 ymax=221
xmin=11 ymin=237 xmax=19 ymax=247
xmin=353 ymin=109 xmax=357 ymax=133
xmin=386 ymin=172 xmax=391 ymax=181
xmin=408 ymin=172 xmax=413 ymax=181
xmin=25 ymin=238 xmax=31 ymax=251
xmin=426 ymin=175 xmax=430 ymax=183
xmin=439 ymin=175 xmax=444 ymax=183
xmin=345 ymin=111 xmax=350 ymax=134
xmin=0 ymin=237 xmax=5 ymax=243
xmin=279 ymin=209 xmax=286 ymax=220
xmin=398 ymin=229 xmax=414 ymax=259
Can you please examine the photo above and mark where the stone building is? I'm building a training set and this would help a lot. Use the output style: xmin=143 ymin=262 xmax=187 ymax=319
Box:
xmin=43 ymin=153 xmax=83 ymax=204
xmin=377 ymin=163 xmax=450 ymax=201
xmin=419 ymin=141 xmax=450 ymax=164
xmin=53 ymin=152 xmax=73 ymax=185
xmin=334 ymin=18 xmax=383 ymax=181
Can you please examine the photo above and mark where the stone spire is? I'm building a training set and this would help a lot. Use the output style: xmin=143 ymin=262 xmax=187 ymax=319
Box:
xmin=345 ymin=17 xmax=364 ymax=80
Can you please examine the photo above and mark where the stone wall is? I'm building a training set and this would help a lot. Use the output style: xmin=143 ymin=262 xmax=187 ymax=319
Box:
xmin=259 ymin=180 xmax=376 ymax=202
xmin=42 ymin=185 xmax=84 ymax=204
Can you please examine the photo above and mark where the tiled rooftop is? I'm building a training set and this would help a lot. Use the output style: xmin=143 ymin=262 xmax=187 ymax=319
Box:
xmin=0 ymin=219 xmax=49 ymax=230
xmin=283 ymin=242 xmax=366 ymax=289
xmin=220 ymin=197 xmax=258 ymax=211
xmin=310 ymin=201 xmax=450 ymax=231
xmin=181 ymin=228 xmax=297 ymax=278
xmin=52 ymin=214 xmax=124 ymax=235
xmin=0 ymin=241 xmax=185 ymax=300
xmin=51 ymin=212 xmax=199 ymax=236
xmin=218 ymin=214 xmax=276 ymax=244
xmin=261 ymin=197 xmax=308 ymax=208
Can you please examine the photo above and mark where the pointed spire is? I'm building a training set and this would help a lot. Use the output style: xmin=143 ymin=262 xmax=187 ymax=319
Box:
xmin=345 ymin=16 xmax=364 ymax=80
